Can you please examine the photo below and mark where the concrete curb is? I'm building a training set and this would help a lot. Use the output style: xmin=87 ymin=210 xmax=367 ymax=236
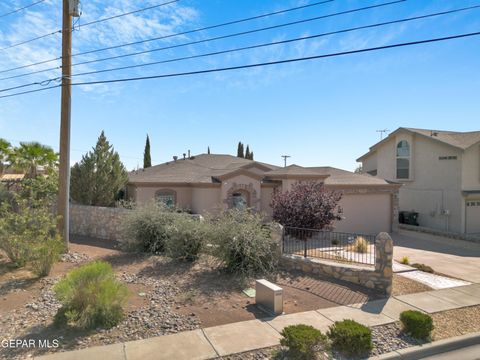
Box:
xmin=369 ymin=331 xmax=480 ymax=359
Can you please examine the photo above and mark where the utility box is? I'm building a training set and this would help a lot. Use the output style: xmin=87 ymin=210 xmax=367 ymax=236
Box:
xmin=69 ymin=0 xmax=81 ymax=17
xmin=255 ymin=279 xmax=283 ymax=316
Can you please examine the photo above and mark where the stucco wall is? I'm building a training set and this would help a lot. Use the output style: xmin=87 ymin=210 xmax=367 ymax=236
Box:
xmin=191 ymin=187 xmax=222 ymax=215
xmin=220 ymin=174 xmax=262 ymax=211
xmin=260 ymin=186 xmax=274 ymax=217
xmin=462 ymin=144 xmax=480 ymax=190
xmin=134 ymin=186 xmax=193 ymax=210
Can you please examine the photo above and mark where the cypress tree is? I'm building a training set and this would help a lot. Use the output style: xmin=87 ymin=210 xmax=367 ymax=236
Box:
xmin=143 ymin=135 xmax=152 ymax=168
xmin=249 ymin=151 xmax=254 ymax=160
xmin=245 ymin=145 xmax=250 ymax=160
xmin=237 ymin=142 xmax=244 ymax=158
xmin=207 ymin=146 xmax=211 ymax=154
xmin=70 ymin=131 xmax=128 ymax=207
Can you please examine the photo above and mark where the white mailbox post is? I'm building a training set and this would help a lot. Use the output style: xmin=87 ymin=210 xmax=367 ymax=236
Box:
xmin=255 ymin=279 xmax=283 ymax=316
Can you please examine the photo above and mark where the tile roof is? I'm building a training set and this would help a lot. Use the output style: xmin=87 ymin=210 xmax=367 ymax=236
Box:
xmin=403 ymin=128 xmax=480 ymax=150
xmin=128 ymin=154 xmax=393 ymax=187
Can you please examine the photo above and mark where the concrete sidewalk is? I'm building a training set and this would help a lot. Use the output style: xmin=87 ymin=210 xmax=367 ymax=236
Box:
xmin=36 ymin=283 xmax=480 ymax=360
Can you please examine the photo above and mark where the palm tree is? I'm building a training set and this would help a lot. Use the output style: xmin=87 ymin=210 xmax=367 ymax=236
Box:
xmin=0 ymin=138 xmax=12 ymax=174
xmin=9 ymin=142 xmax=58 ymax=177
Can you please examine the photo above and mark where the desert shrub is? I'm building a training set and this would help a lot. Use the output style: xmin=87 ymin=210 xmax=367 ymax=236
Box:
xmin=54 ymin=261 xmax=129 ymax=329
xmin=208 ymin=210 xmax=279 ymax=278
xmin=400 ymin=256 xmax=410 ymax=265
xmin=327 ymin=319 xmax=372 ymax=357
xmin=120 ymin=202 xmax=177 ymax=253
xmin=280 ymin=324 xmax=329 ymax=360
xmin=30 ymin=235 xmax=64 ymax=277
xmin=164 ymin=214 xmax=206 ymax=261
xmin=411 ymin=263 xmax=434 ymax=273
xmin=350 ymin=236 xmax=369 ymax=253
xmin=0 ymin=199 xmax=60 ymax=269
xmin=400 ymin=310 xmax=433 ymax=340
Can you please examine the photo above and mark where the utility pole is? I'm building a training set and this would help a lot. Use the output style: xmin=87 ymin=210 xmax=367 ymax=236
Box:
xmin=58 ymin=0 xmax=76 ymax=249
xmin=281 ymin=155 xmax=291 ymax=167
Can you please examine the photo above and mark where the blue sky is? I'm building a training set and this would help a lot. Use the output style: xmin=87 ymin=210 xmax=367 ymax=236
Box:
xmin=0 ymin=0 xmax=479 ymax=171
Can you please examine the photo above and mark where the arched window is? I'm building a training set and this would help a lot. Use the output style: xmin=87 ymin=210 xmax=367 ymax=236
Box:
xmin=155 ymin=189 xmax=176 ymax=208
xmin=396 ymin=140 xmax=410 ymax=179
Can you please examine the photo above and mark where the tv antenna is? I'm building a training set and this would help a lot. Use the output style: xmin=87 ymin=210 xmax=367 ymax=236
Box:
xmin=376 ymin=129 xmax=390 ymax=140
xmin=281 ymin=155 xmax=291 ymax=167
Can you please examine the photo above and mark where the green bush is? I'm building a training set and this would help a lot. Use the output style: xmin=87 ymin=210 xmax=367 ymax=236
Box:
xmin=327 ymin=319 xmax=372 ymax=357
xmin=400 ymin=310 xmax=433 ymax=340
xmin=53 ymin=261 xmax=129 ymax=329
xmin=280 ymin=324 xmax=328 ymax=360
xmin=208 ymin=210 xmax=279 ymax=279
xmin=30 ymin=235 xmax=64 ymax=277
xmin=400 ymin=256 xmax=410 ymax=265
xmin=164 ymin=214 xmax=205 ymax=261
xmin=120 ymin=202 xmax=177 ymax=253
xmin=0 ymin=199 xmax=61 ymax=270
xmin=411 ymin=263 xmax=434 ymax=273
xmin=350 ymin=236 xmax=369 ymax=253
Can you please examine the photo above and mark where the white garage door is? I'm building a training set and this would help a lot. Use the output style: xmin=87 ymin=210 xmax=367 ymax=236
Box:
xmin=333 ymin=193 xmax=392 ymax=235
xmin=466 ymin=200 xmax=480 ymax=234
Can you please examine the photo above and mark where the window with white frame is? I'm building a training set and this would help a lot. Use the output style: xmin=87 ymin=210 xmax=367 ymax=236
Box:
xmin=396 ymin=140 xmax=410 ymax=179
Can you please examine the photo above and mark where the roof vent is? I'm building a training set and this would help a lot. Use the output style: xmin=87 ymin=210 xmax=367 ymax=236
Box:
xmin=430 ymin=131 xmax=439 ymax=137
xmin=188 ymin=150 xmax=191 ymax=158
xmin=183 ymin=153 xmax=186 ymax=160
xmin=173 ymin=156 xmax=178 ymax=162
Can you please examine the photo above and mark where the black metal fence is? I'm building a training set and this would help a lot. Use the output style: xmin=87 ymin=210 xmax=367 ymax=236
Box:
xmin=282 ymin=226 xmax=376 ymax=266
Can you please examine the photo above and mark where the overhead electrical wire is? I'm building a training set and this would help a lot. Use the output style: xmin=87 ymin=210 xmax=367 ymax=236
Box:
xmin=0 ymin=0 xmax=181 ymax=51
xmin=0 ymin=0 xmax=45 ymax=19
xmin=0 ymin=0 xmax=335 ymax=74
xmin=0 ymin=0 xmax=404 ymax=81
xmin=4 ymin=2 xmax=480 ymax=91
xmin=1 ymin=30 xmax=479 ymax=100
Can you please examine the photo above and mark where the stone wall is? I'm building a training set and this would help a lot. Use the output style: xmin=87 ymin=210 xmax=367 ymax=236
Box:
xmin=281 ymin=232 xmax=393 ymax=295
xmin=70 ymin=204 xmax=131 ymax=241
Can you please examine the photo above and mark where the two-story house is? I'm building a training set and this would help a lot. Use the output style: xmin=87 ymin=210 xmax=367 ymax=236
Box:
xmin=357 ymin=127 xmax=480 ymax=235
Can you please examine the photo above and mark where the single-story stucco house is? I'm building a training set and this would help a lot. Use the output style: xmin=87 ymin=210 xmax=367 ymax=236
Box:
xmin=127 ymin=154 xmax=400 ymax=234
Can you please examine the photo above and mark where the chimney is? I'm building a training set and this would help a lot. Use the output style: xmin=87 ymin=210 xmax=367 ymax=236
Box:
xmin=173 ymin=156 xmax=178 ymax=162
xmin=183 ymin=153 xmax=186 ymax=160
xmin=188 ymin=149 xmax=191 ymax=158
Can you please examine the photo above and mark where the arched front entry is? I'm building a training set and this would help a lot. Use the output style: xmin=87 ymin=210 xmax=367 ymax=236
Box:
xmin=225 ymin=183 xmax=259 ymax=211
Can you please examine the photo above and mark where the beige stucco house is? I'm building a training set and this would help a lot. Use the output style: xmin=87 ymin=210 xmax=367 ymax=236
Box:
xmin=357 ymin=127 xmax=480 ymax=235
xmin=127 ymin=154 xmax=400 ymax=235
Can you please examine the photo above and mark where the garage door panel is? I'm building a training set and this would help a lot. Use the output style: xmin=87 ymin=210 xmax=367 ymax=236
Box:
xmin=333 ymin=194 xmax=391 ymax=235
xmin=466 ymin=200 xmax=480 ymax=234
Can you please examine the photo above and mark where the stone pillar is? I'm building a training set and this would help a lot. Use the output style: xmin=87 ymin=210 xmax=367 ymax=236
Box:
xmin=375 ymin=232 xmax=393 ymax=295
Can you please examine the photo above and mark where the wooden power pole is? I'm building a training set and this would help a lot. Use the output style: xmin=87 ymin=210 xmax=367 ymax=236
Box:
xmin=58 ymin=0 xmax=73 ymax=248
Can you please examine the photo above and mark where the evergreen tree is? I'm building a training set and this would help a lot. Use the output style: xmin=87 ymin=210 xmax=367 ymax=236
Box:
xmin=245 ymin=145 xmax=250 ymax=160
xmin=249 ymin=151 xmax=254 ymax=160
xmin=207 ymin=146 xmax=211 ymax=154
xmin=143 ymin=135 xmax=152 ymax=168
xmin=70 ymin=131 xmax=128 ymax=207
xmin=237 ymin=142 xmax=244 ymax=158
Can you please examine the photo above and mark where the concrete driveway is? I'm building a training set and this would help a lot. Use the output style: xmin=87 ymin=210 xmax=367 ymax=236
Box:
xmin=392 ymin=230 xmax=480 ymax=283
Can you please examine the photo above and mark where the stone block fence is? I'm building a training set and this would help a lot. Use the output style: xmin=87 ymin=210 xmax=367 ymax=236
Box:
xmin=280 ymin=232 xmax=394 ymax=295
xmin=70 ymin=204 xmax=130 ymax=241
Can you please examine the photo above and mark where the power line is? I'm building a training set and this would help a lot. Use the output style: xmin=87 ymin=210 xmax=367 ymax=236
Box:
xmin=0 ymin=0 xmax=181 ymax=51
xmin=7 ymin=2 xmax=480 ymax=90
xmin=0 ymin=0 xmax=404 ymax=81
xmin=1 ymin=30 xmax=478 ymax=99
xmin=0 ymin=0 xmax=334 ymax=74
xmin=0 ymin=0 xmax=45 ymax=19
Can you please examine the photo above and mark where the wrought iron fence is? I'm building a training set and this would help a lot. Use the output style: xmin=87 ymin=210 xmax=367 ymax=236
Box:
xmin=282 ymin=226 xmax=376 ymax=266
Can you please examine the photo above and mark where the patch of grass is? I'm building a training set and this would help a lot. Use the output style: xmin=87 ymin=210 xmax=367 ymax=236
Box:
xmin=177 ymin=289 xmax=199 ymax=304
xmin=350 ymin=236 xmax=369 ymax=254
xmin=400 ymin=256 xmax=410 ymax=265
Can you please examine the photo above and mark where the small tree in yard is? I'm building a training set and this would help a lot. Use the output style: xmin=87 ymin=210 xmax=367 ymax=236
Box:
xmin=271 ymin=181 xmax=342 ymax=230
xmin=70 ymin=131 xmax=128 ymax=207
